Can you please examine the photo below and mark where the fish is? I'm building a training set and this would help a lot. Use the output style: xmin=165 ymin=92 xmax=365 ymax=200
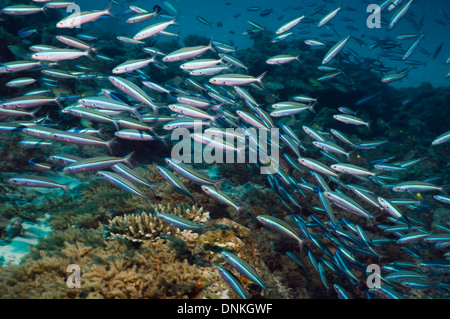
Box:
xmin=403 ymin=34 xmax=424 ymax=60
xmin=8 ymin=175 xmax=70 ymax=197
xmin=97 ymin=171 xmax=150 ymax=200
xmin=5 ymin=77 xmax=36 ymax=88
xmin=431 ymin=130 xmax=450 ymax=146
xmin=31 ymin=48 xmax=94 ymax=61
xmin=133 ymin=19 xmax=177 ymax=40
xmin=333 ymin=114 xmax=370 ymax=129
xmin=156 ymin=212 xmax=204 ymax=232
xmin=322 ymin=36 xmax=351 ymax=65
xmin=271 ymin=32 xmax=293 ymax=43
xmin=79 ymin=96 xmax=141 ymax=119
xmin=266 ymin=54 xmax=300 ymax=65
xmin=330 ymin=163 xmax=377 ymax=177
xmin=1 ymin=5 xmax=46 ymax=16
xmin=62 ymin=152 xmax=134 ymax=173
xmin=275 ymin=15 xmax=304 ymax=34
xmin=388 ymin=0 xmax=414 ymax=29
xmin=180 ymin=58 xmax=223 ymax=71
xmin=1 ymin=95 xmax=62 ymax=109
xmin=201 ymin=185 xmax=244 ymax=212
xmin=50 ymin=131 xmax=116 ymax=154
xmin=221 ymin=251 xmax=267 ymax=292
xmin=216 ymin=266 xmax=248 ymax=299
xmin=209 ymin=72 xmax=267 ymax=88
xmin=392 ymin=181 xmax=448 ymax=195
xmin=109 ymin=76 xmax=161 ymax=116
xmin=317 ymin=7 xmax=341 ymax=28
xmin=382 ymin=73 xmax=407 ymax=83
xmin=56 ymin=3 xmax=115 ymax=28
xmin=256 ymin=215 xmax=305 ymax=251
xmin=168 ymin=104 xmax=218 ymax=122
xmin=0 ymin=61 xmax=42 ymax=73
xmin=62 ymin=107 xmax=119 ymax=130
xmin=156 ymin=165 xmax=195 ymax=203
xmin=163 ymin=39 xmax=215 ymax=62
xmin=196 ymin=16 xmax=212 ymax=27
xmin=165 ymin=158 xmax=224 ymax=186
xmin=324 ymin=191 xmax=372 ymax=220
xmin=377 ymin=196 xmax=410 ymax=228
xmin=126 ymin=12 xmax=157 ymax=24
xmin=112 ymin=57 xmax=156 ymax=74
xmin=305 ymin=39 xmax=326 ymax=47
xmin=313 ymin=141 xmax=352 ymax=159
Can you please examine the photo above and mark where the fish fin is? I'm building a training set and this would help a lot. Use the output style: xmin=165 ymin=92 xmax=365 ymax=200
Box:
xmin=112 ymin=120 xmax=120 ymax=131
xmin=157 ymin=134 xmax=171 ymax=148
xmin=208 ymin=38 xmax=215 ymax=52
xmin=124 ymin=151 xmax=135 ymax=169
xmin=256 ymin=71 xmax=268 ymax=89
xmin=97 ymin=126 xmax=105 ymax=138
xmin=104 ymin=2 xmax=116 ymax=18
xmin=106 ymin=137 xmax=116 ymax=154
xmin=236 ymin=205 xmax=247 ymax=213
xmin=440 ymin=185 xmax=449 ymax=196
xmin=30 ymin=107 xmax=42 ymax=120
xmin=85 ymin=46 xmax=96 ymax=61
xmin=53 ymin=93 xmax=63 ymax=109
xmin=41 ymin=5 xmax=48 ymax=17
xmin=61 ymin=183 xmax=72 ymax=198
xmin=132 ymin=108 xmax=143 ymax=122
xmin=213 ymin=178 xmax=227 ymax=188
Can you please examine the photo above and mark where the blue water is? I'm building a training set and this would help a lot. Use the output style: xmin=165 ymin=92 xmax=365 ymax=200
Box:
xmin=76 ymin=0 xmax=450 ymax=88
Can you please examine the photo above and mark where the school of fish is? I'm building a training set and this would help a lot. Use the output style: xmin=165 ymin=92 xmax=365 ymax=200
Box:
xmin=0 ymin=0 xmax=449 ymax=299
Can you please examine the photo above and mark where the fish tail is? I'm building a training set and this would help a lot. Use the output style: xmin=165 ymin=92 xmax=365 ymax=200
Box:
xmin=212 ymin=102 xmax=225 ymax=113
xmin=346 ymin=150 xmax=354 ymax=160
xmin=158 ymin=134 xmax=170 ymax=148
xmin=41 ymin=5 xmax=48 ymax=17
xmin=85 ymin=46 xmax=96 ymax=61
xmin=256 ymin=71 xmax=268 ymax=89
xmin=61 ymin=183 xmax=72 ymax=198
xmin=132 ymin=108 xmax=143 ymax=122
xmin=54 ymin=93 xmax=63 ymax=109
xmin=298 ymin=240 xmax=305 ymax=254
xmin=97 ymin=126 xmax=105 ymax=138
xmin=106 ymin=137 xmax=116 ymax=154
xmin=124 ymin=151 xmax=135 ymax=169
xmin=112 ymin=120 xmax=120 ymax=131
xmin=30 ymin=107 xmax=41 ymax=120
xmin=104 ymin=2 xmax=116 ymax=17
xmin=213 ymin=178 xmax=227 ymax=186
xmin=208 ymin=38 xmax=216 ymax=52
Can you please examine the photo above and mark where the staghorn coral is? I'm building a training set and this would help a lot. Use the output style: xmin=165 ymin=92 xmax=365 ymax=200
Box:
xmin=0 ymin=238 xmax=202 ymax=299
xmin=82 ymin=241 xmax=200 ymax=299
xmin=103 ymin=203 xmax=209 ymax=244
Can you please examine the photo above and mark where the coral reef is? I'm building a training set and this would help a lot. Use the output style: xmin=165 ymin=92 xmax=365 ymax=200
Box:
xmin=104 ymin=203 xmax=209 ymax=243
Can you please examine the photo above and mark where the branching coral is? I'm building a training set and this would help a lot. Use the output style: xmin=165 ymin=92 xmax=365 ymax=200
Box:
xmin=103 ymin=203 xmax=210 ymax=243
